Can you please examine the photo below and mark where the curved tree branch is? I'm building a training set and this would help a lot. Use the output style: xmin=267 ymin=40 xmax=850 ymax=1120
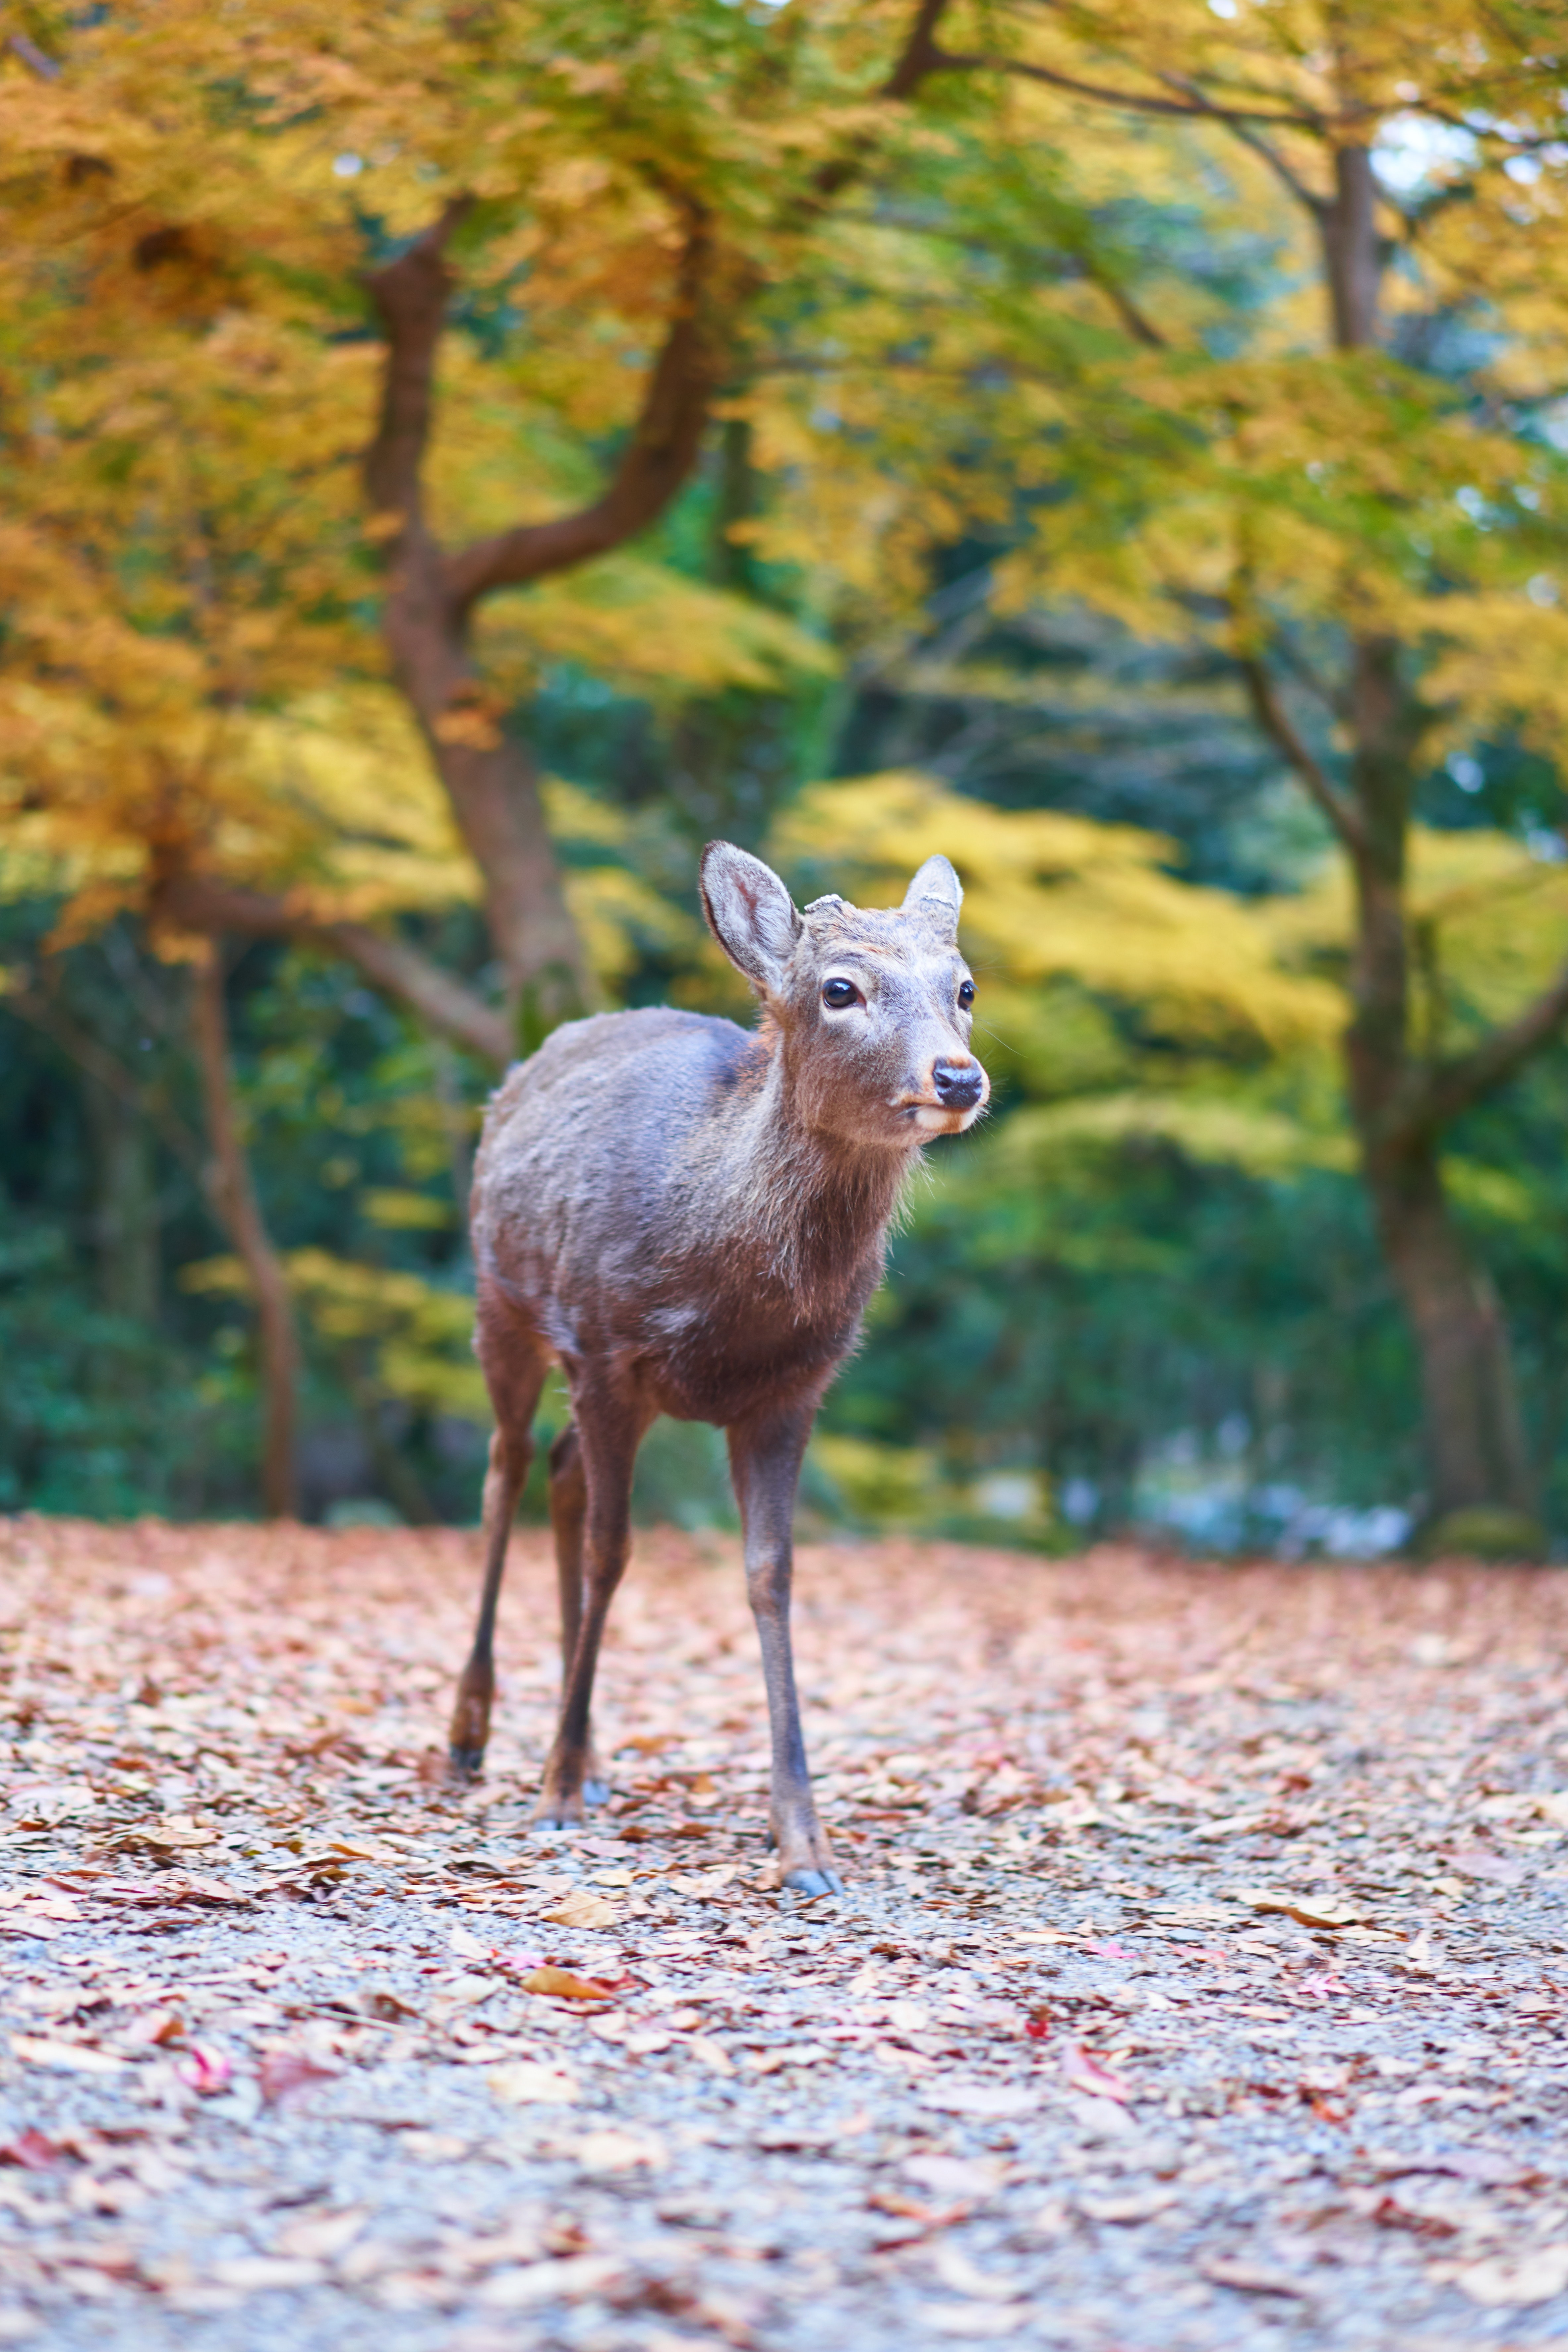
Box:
xmin=1417 ymin=957 xmax=1568 ymax=1134
xmin=882 ymin=0 xmax=953 ymax=98
xmin=157 ymin=876 xmax=511 ymax=1066
xmin=442 ymin=208 xmax=724 ymax=614
xmin=926 ymin=43 xmax=1316 ymax=128
xmin=1239 ymin=655 xmax=1370 ymax=864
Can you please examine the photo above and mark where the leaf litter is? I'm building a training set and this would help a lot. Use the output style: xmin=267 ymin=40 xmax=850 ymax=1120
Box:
xmin=0 ymin=1518 xmax=1567 ymax=2348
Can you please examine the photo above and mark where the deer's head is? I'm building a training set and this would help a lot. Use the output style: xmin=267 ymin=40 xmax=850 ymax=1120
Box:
xmin=700 ymin=841 xmax=989 ymax=1150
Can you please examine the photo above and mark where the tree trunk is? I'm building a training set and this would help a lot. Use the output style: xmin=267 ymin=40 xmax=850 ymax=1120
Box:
xmin=191 ymin=954 xmax=299 ymax=1519
xmin=1366 ymin=1138 xmax=1534 ymax=1517
xmin=82 ymin=1070 xmax=159 ymax=1325
xmin=1315 ymin=166 xmax=1538 ymax=1531
xmin=380 ymin=540 xmax=587 ymax=1050
xmin=1337 ymin=638 xmax=1537 ymax=1524
xmin=1320 ymin=144 xmax=1381 ymax=349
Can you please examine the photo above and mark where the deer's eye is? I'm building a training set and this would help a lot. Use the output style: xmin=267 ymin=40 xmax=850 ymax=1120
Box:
xmin=958 ymin=978 xmax=975 ymax=1010
xmin=821 ymin=977 xmax=861 ymax=1010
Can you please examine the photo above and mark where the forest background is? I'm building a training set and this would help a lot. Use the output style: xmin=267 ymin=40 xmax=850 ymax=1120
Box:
xmin=3 ymin=0 xmax=1568 ymax=1560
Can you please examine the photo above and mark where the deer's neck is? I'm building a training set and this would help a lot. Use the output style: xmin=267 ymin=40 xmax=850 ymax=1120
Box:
xmin=700 ymin=1029 xmax=913 ymax=1305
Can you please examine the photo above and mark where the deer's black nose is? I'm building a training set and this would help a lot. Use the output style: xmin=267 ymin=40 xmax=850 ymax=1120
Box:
xmin=932 ymin=1059 xmax=983 ymax=1109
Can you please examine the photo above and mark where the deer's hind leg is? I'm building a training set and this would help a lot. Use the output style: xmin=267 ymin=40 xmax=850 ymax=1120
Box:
xmin=547 ymin=1424 xmax=608 ymax=1806
xmin=534 ymin=1379 xmax=646 ymax=1827
xmin=449 ymin=1311 xmax=550 ymax=1778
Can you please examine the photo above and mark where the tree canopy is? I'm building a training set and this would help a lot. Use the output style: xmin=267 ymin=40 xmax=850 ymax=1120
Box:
xmin=3 ymin=0 xmax=1567 ymax=1548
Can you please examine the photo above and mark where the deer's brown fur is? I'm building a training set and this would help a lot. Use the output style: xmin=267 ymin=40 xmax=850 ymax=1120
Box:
xmin=449 ymin=842 xmax=987 ymax=1892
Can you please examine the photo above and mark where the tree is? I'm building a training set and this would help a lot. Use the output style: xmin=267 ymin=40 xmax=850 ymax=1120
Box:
xmin=1 ymin=0 xmax=955 ymax=1054
xmin=877 ymin=0 xmax=1568 ymax=1540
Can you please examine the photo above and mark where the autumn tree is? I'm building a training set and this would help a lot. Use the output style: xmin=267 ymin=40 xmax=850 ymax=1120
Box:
xmin=869 ymin=0 xmax=1568 ymax=1544
xmin=0 ymin=1 xmax=966 ymax=1509
xmin=1 ymin=0 xmax=961 ymax=1056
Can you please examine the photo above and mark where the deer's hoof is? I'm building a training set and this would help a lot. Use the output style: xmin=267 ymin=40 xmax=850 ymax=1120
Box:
xmin=448 ymin=1744 xmax=486 ymax=1780
xmin=530 ymin=1790 xmax=584 ymax=1829
xmin=783 ymin=1866 xmax=844 ymax=1899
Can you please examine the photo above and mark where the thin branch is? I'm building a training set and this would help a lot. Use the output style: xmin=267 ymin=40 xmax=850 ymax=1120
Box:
xmin=1238 ymin=655 xmax=1370 ymax=862
xmin=800 ymin=0 xmax=956 ymax=212
xmin=926 ymin=43 xmax=1316 ymax=129
xmin=0 ymin=979 xmax=204 ymax=1179
xmin=7 ymin=32 xmax=60 ymax=79
xmin=1418 ymin=956 xmax=1568 ymax=1132
xmin=1073 ymin=250 xmax=1168 ymax=347
xmin=1180 ymin=100 xmax=1324 ymax=217
xmin=156 ymin=875 xmax=512 ymax=1066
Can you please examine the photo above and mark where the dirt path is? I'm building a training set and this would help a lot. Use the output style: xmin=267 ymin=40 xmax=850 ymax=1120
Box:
xmin=0 ymin=1518 xmax=1565 ymax=2351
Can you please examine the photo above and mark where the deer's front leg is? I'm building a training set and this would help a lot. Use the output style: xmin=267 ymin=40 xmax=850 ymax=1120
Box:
xmin=728 ymin=1407 xmax=842 ymax=1897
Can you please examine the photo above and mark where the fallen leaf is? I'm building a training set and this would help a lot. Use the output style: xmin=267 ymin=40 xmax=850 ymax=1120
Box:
xmin=9 ymin=2036 xmax=125 ymax=2076
xmin=155 ymin=1873 xmax=250 ymax=1909
xmin=488 ymin=2062 xmax=580 ymax=2107
xmin=869 ymin=2188 xmax=954 ymax=2226
xmin=398 ymin=2132 xmax=470 ymax=2163
xmin=0 ymin=2131 xmax=66 ymax=2171
xmin=111 ymin=1823 xmax=218 ymax=1855
xmin=1453 ymin=2245 xmax=1568 ymax=2308
xmin=1062 ymin=2091 xmax=1135 ymax=2138
xmin=933 ymin=2244 xmax=1027 ymax=2302
xmin=449 ymin=1922 xmax=492 ymax=1960
xmin=919 ymin=2080 xmax=1037 ymax=2120
xmin=272 ymin=2206 xmax=368 ymax=2261
xmin=1295 ymin=1972 xmax=1347 ymax=2001
xmin=206 ymin=2256 xmax=327 ymax=2292
xmin=0 ymin=1890 xmax=80 ymax=1920
xmin=122 ymin=2008 xmax=184 ymax=2049
xmin=1079 ymin=2189 xmax=1178 ymax=2223
xmin=911 ymin=2304 xmax=1026 ymax=2339
xmin=1233 ymin=1886 xmax=1365 ymax=1931
xmin=1202 ymin=2258 xmax=1312 ymax=2299
xmin=257 ymin=2049 xmax=341 ymax=2105
xmin=1061 ymin=2042 xmax=1133 ymax=2103
xmin=175 ymin=2043 xmax=232 ymax=2095
xmin=904 ymin=2154 xmax=1008 ymax=2202
xmin=473 ymin=2255 xmax=625 ymax=2310
xmin=1362 ymin=2145 xmax=1526 ymax=2187
xmin=686 ymin=2034 xmax=735 ymax=2076
xmin=516 ymin=1966 xmax=618 ymax=2004
xmin=359 ymin=1988 xmax=419 ymax=2023
xmin=544 ymin=1888 xmax=618 ymax=1931
xmin=575 ymin=2127 xmax=666 ymax=2173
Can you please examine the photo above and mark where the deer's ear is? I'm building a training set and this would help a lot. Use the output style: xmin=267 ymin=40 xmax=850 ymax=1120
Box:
xmin=902 ymin=853 xmax=962 ymax=941
xmin=700 ymin=842 xmax=803 ymax=993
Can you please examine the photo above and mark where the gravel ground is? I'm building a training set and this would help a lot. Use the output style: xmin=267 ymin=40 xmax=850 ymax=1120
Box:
xmin=1 ymin=1516 xmax=1566 ymax=2352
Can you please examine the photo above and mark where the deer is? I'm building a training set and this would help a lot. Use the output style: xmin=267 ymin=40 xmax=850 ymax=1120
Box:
xmin=448 ymin=840 xmax=988 ymax=1894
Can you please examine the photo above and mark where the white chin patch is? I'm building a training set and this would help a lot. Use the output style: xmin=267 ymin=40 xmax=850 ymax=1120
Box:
xmin=912 ymin=1106 xmax=962 ymax=1135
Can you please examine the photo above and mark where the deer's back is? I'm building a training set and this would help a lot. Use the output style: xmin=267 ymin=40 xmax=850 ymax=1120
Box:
xmin=471 ymin=1009 xmax=877 ymax=1422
